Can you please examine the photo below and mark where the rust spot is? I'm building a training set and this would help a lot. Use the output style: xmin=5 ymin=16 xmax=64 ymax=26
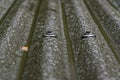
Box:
xmin=21 ymin=46 xmax=28 ymax=51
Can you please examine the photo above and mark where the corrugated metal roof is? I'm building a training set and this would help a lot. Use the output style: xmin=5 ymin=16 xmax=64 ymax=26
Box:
xmin=0 ymin=0 xmax=120 ymax=80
